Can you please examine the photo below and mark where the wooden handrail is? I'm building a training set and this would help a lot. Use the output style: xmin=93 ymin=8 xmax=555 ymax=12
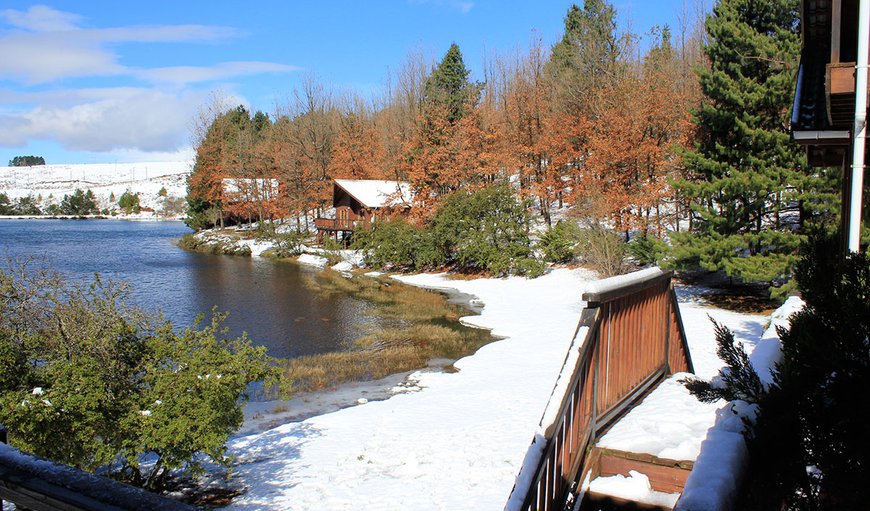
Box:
xmin=506 ymin=268 xmax=693 ymax=511
xmin=0 ymin=429 xmax=199 ymax=511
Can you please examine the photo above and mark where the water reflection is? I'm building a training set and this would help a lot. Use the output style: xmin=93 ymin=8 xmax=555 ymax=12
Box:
xmin=0 ymin=219 xmax=395 ymax=359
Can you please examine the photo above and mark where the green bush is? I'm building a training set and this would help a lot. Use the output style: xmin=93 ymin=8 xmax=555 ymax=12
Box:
xmin=271 ymin=231 xmax=306 ymax=258
xmin=352 ymin=220 xmax=438 ymax=270
xmin=683 ymin=233 xmax=870 ymax=509
xmin=428 ymin=186 xmax=539 ymax=275
xmin=0 ymin=266 xmax=284 ymax=490
xmin=627 ymin=234 xmax=666 ymax=267
xmin=118 ymin=191 xmax=141 ymax=214
xmin=353 ymin=186 xmax=541 ymax=276
xmin=538 ymin=221 xmax=582 ymax=263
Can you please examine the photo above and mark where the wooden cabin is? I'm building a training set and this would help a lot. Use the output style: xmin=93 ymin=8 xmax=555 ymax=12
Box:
xmin=315 ymin=179 xmax=412 ymax=243
xmin=793 ymin=0 xmax=868 ymax=252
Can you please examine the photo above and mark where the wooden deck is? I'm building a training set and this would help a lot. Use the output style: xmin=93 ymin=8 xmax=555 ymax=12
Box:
xmin=506 ymin=268 xmax=693 ymax=511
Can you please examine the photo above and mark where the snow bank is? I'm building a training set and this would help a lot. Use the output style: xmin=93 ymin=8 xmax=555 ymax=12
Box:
xmin=296 ymin=253 xmax=328 ymax=268
xmin=225 ymin=268 xmax=595 ymax=510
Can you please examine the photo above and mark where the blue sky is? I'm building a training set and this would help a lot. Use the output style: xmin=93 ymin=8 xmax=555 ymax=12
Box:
xmin=0 ymin=1 xmax=706 ymax=165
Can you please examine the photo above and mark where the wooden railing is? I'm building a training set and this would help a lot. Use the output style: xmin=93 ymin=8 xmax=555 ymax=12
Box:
xmin=1 ymin=424 xmax=199 ymax=511
xmin=505 ymin=268 xmax=693 ymax=511
xmin=314 ymin=216 xmax=361 ymax=231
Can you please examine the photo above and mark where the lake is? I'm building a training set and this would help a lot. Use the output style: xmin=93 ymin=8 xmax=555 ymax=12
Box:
xmin=0 ymin=219 xmax=391 ymax=359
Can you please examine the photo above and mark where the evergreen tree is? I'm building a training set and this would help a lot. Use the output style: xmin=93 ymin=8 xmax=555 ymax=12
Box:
xmin=13 ymin=196 xmax=41 ymax=215
xmin=0 ymin=193 xmax=12 ymax=215
xmin=423 ymin=43 xmax=477 ymax=123
xmin=671 ymin=0 xmax=834 ymax=292
xmin=118 ymin=191 xmax=141 ymax=214
xmin=682 ymin=233 xmax=870 ymax=508
xmin=545 ymin=1 xmax=622 ymax=114
xmin=8 ymin=155 xmax=45 ymax=166
xmin=59 ymin=188 xmax=99 ymax=215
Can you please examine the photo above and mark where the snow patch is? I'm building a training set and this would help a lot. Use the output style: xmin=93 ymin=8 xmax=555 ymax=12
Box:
xmin=297 ymin=253 xmax=328 ymax=268
xmin=587 ymin=470 xmax=680 ymax=508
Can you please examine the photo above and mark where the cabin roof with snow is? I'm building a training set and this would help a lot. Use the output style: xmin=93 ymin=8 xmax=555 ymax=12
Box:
xmin=332 ymin=179 xmax=412 ymax=209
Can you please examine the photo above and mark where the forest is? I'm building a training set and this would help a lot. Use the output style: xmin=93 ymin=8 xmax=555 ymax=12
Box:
xmin=187 ymin=0 xmax=840 ymax=296
xmin=187 ymin=0 xmax=835 ymax=291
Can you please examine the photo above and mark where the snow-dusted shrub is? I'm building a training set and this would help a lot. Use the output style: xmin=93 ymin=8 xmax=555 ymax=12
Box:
xmin=0 ymin=264 xmax=284 ymax=490
xmin=683 ymin=233 xmax=870 ymax=509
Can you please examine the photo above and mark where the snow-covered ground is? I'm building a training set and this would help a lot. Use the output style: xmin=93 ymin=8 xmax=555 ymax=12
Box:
xmin=220 ymin=265 xmax=794 ymax=510
xmin=226 ymin=268 xmax=596 ymax=510
xmin=0 ymin=161 xmax=190 ymax=215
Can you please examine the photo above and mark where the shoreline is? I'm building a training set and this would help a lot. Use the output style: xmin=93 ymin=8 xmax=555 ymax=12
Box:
xmin=0 ymin=214 xmax=184 ymax=221
xmin=235 ymin=256 xmax=495 ymax=435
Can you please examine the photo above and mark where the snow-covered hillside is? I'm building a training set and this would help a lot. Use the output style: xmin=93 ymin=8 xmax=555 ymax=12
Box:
xmin=0 ymin=161 xmax=191 ymax=215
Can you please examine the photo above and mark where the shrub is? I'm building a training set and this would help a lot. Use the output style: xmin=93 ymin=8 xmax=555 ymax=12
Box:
xmin=576 ymin=222 xmax=630 ymax=277
xmin=352 ymin=219 xmax=440 ymax=270
xmin=538 ymin=221 xmax=582 ymax=263
xmin=683 ymin=233 xmax=870 ymax=509
xmin=271 ymin=231 xmax=306 ymax=258
xmin=627 ymin=234 xmax=666 ymax=267
xmin=428 ymin=186 xmax=539 ymax=275
xmin=0 ymin=266 xmax=283 ymax=490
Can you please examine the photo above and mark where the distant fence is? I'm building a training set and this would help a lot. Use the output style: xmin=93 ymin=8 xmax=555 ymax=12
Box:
xmin=0 ymin=424 xmax=199 ymax=511
xmin=505 ymin=268 xmax=693 ymax=511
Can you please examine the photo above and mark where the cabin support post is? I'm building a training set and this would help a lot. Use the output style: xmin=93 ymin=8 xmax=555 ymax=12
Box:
xmin=849 ymin=0 xmax=870 ymax=252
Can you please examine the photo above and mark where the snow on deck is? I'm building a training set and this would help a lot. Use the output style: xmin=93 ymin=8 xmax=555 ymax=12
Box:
xmin=225 ymin=268 xmax=595 ymax=510
xmin=595 ymin=302 xmax=770 ymax=461
xmin=593 ymin=295 xmax=804 ymax=509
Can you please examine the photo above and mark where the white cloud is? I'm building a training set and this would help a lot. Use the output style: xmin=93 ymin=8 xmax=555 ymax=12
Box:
xmin=137 ymin=61 xmax=303 ymax=85
xmin=0 ymin=32 xmax=125 ymax=84
xmin=0 ymin=6 xmax=258 ymax=84
xmin=0 ymin=88 xmax=207 ymax=153
xmin=0 ymin=6 xmax=298 ymax=160
xmin=0 ymin=5 xmax=81 ymax=32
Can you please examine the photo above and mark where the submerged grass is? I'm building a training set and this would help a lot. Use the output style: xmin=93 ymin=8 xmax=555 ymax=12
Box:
xmin=286 ymin=270 xmax=491 ymax=392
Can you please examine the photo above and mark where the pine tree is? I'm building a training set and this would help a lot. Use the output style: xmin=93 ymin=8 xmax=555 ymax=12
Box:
xmin=423 ymin=43 xmax=477 ymax=124
xmin=545 ymin=1 xmax=622 ymax=114
xmin=671 ymin=0 xmax=832 ymax=291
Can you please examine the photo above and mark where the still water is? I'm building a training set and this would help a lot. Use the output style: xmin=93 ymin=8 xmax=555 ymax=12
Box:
xmin=0 ymin=219 xmax=386 ymax=359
